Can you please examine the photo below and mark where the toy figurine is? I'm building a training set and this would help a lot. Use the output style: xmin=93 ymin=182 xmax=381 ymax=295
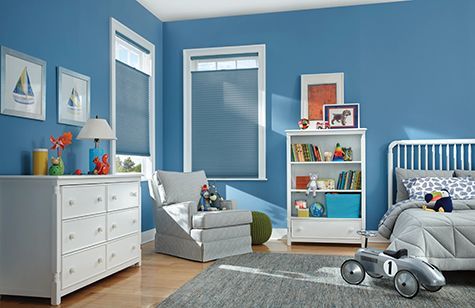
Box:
xmin=343 ymin=147 xmax=353 ymax=161
xmin=323 ymin=152 xmax=333 ymax=162
xmin=93 ymin=154 xmax=110 ymax=175
xmin=423 ymin=190 xmax=453 ymax=213
xmin=333 ymin=143 xmax=344 ymax=161
xmin=341 ymin=233 xmax=446 ymax=298
xmin=298 ymin=118 xmax=310 ymax=130
xmin=48 ymin=132 xmax=72 ymax=176
xmin=73 ymin=169 xmax=83 ymax=175
xmin=306 ymin=173 xmax=318 ymax=197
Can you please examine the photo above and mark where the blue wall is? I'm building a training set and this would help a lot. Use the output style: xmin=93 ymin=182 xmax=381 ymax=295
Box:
xmin=163 ymin=0 xmax=475 ymax=229
xmin=0 ymin=0 xmax=163 ymax=231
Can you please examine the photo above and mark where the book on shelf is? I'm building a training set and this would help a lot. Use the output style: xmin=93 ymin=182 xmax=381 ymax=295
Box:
xmin=291 ymin=144 xmax=323 ymax=162
xmin=336 ymin=170 xmax=362 ymax=190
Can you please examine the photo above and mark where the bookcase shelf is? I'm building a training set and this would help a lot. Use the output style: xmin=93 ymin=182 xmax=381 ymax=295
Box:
xmin=291 ymin=189 xmax=362 ymax=193
xmin=286 ymin=128 xmax=366 ymax=246
xmin=290 ymin=161 xmax=362 ymax=165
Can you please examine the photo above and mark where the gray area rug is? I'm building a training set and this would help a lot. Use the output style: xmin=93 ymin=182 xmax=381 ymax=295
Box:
xmin=158 ymin=253 xmax=475 ymax=308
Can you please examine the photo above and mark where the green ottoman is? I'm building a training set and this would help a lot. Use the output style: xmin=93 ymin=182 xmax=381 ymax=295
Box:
xmin=250 ymin=211 xmax=272 ymax=244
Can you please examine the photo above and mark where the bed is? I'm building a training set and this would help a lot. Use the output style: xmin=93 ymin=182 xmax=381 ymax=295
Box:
xmin=378 ymin=139 xmax=475 ymax=271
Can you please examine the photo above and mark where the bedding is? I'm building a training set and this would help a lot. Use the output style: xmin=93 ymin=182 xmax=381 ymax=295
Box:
xmin=378 ymin=199 xmax=475 ymax=270
xmin=394 ymin=168 xmax=454 ymax=202
xmin=455 ymin=169 xmax=475 ymax=178
xmin=401 ymin=176 xmax=475 ymax=200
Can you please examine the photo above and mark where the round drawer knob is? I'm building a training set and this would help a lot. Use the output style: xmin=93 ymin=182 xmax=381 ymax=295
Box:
xmin=69 ymin=234 xmax=75 ymax=240
xmin=296 ymin=227 xmax=302 ymax=232
xmin=112 ymin=195 xmax=118 ymax=201
xmin=111 ymin=253 xmax=116 ymax=258
xmin=97 ymin=227 xmax=103 ymax=233
xmin=69 ymin=200 xmax=74 ymax=206
xmin=130 ymin=192 xmax=137 ymax=197
xmin=97 ymin=258 xmax=103 ymax=264
xmin=97 ymin=196 xmax=103 ymax=202
xmin=132 ymin=219 xmax=137 ymax=224
xmin=69 ymin=268 xmax=75 ymax=274
xmin=132 ymin=246 xmax=136 ymax=250
xmin=111 ymin=224 xmax=117 ymax=229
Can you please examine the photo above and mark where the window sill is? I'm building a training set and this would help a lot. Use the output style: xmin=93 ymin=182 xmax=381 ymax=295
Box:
xmin=207 ymin=178 xmax=268 ymax=182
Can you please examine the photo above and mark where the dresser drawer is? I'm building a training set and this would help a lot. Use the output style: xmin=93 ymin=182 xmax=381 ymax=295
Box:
xmin=62 ymin=185 xmax=106 ymax=219
xmin=107 ymin=234 xmax=140 ymax=269
xmin=62 ymin=245 xmax=106 ymax=289
xmin=107 ymin=208 xmax=139 ymax=240
xmin=62 ymin=215 xmax=106 ymax=254
xmin=291 ymin=219 xmax=361 ymax=241
xmin=108 ymin=182 xmax=139 ymax=211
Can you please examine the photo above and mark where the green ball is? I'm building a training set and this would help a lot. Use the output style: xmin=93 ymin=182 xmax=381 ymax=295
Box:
xmin=250 ymin=211 xmax=272 ymax=245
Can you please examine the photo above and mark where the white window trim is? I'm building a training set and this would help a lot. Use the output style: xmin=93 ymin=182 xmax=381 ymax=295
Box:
xmin=110 ymin=17 xmax=156 ymax=181
xmin=183 ymin=44 xmax=266 ymax=181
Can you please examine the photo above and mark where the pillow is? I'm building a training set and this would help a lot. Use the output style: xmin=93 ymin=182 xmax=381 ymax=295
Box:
xmin=157 ymin=170 xmax=207 ymax=205
xmin=455 ymin=170 xmax=475 ymax=179
xmin=402 ymin=177 xmax=475 ymax=200
xmin=395 ymin=168 xmax=454 ymax=202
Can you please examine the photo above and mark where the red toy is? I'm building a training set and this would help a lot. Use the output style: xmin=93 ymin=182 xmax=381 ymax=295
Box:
xmin=93 ymin=154 xmax=110 ymax=175
xmin=73 ymin=169 xmax=82 ymax=175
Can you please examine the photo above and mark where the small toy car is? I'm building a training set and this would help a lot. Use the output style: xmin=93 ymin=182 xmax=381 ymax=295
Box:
xmin=341 ymin=248 xmax=446 ymax=298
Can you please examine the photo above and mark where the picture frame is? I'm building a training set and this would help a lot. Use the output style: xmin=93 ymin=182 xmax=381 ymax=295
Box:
xmin=57 ymin=66 xmax=90 ymax=126
xmin=301 ymin=73 xmax=344 ymax=126
xmin=323 ymin=103 xmax=360 ymax=129
xmin=1 ymin=46 xmax=46 ymax=121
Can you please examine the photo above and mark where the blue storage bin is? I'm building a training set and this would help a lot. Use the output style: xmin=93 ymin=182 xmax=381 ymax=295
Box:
xmin=325 ymin=194 xmax=361 ymax=218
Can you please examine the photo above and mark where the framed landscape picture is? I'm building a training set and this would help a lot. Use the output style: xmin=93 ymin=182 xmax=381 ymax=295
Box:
xmin=0 ymin=46 xmax=46 ymax=121
xmin=58 ymin=66 xmax=90 ymax=126
xmin=324 ymin=103 xmax=360 ymax=129
xmin=301 ymin=73 xmax=344 ymax=127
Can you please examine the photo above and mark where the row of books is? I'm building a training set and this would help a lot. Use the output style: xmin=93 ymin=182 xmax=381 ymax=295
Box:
xmin=337 ymin=170 xmax=362 ymax=190
xmin=291 ymin=144 xmax=323 ymax=162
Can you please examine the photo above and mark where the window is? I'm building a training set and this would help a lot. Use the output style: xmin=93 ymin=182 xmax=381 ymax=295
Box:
xmin=110 ymin=18 xmax=155 ymax=180
xmin=183 ymin=45 xmax=266 ymax=180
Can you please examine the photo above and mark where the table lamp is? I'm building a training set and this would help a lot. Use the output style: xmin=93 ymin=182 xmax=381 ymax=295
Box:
xmin=77 ymin=116 xmax=116 ymax=172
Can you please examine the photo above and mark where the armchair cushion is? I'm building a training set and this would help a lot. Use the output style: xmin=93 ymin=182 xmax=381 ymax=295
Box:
xmin=192 ymin=210 xmax=252 ymax=229
xmin=157 ymin=170 xmax=207 ymax=205
xmin=190 ymin=224 xmax=250 ymax=242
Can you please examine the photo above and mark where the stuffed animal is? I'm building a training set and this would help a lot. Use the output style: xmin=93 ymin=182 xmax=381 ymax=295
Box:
xmin=306 ymin=173 xmax=319 ymax=197
xmin=93 ymin=154 xmax=110 ymax=175
xmin=208 ymin=184 xmax=224 ymax=210
xmin=423 ymin=190 xmax=453 ymax=213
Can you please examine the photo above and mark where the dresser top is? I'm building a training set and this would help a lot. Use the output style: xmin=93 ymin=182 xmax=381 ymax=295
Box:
xmin=0 ymin=173 xmax=142 ymax=184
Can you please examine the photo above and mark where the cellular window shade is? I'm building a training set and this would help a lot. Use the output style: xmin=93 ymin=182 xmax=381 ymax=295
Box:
xmin=192 ymin=68 xmax=259 ymax=178
xmin=116 ymin=60 xmax=150 ymax=156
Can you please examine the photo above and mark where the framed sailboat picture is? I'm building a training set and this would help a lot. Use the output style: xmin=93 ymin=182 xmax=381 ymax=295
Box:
xmin=57 ymin=67 xmax=90 ymax=126
xmin=1 ymin=46 xmax=46 ymax=121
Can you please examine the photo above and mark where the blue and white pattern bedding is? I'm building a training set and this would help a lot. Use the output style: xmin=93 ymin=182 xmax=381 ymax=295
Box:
xmin=401 ymin=177 xmax=475 ymax=200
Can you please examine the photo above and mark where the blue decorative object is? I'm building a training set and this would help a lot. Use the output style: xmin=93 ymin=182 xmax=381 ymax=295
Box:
xmin=326 ymin=194 xmax=361 ymax=218
xmin=309 ymin=202 xmax=325 ymax=217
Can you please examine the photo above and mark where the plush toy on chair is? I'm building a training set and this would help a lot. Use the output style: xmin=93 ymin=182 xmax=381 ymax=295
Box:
xmin=423 ymin=189 xmax=453 ymax=213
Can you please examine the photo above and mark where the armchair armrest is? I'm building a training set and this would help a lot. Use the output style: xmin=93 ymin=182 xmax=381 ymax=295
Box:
xmin=161 ymin=201 xmax=197 ymax=233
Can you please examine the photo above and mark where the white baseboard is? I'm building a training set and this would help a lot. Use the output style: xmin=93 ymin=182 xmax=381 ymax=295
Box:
xmin=141 ymin=229 xmax=156 ymax=244
xmin=270 ymin=228 xmax=287 ymax=240
xmin=268 ymin=229 xmax=388 ymax=244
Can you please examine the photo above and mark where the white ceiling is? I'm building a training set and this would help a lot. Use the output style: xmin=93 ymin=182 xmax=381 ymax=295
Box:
xmin=137 ymin=0 xmax=406 ymax=22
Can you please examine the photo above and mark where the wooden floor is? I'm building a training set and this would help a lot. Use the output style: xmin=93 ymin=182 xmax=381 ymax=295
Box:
xmin=0 ymin=240 xmax=386 ymax=308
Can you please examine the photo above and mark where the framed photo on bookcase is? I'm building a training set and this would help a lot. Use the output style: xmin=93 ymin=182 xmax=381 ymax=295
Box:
xmin=324 ymin=103 xmax=360 ymax=129
xmin=301 ymin=73 xmax=344 ymax=128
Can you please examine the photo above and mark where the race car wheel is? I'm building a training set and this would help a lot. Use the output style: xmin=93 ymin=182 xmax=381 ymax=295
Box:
xmin=422 ymin=284 xmax=442 ymax=292
xmin=367 ymin=272 xmax=383 ymax=279
xmin=394 ymin=270 xmax=419 ymax=298
xmin=341 ymin=259 xmax=365 ymax=285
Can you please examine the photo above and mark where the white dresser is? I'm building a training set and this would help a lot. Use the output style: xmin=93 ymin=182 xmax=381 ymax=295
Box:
xmin=0 ymin=174 xmax=142 ymax=305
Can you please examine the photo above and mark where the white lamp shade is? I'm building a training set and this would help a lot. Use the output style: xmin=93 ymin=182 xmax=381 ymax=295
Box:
xmin=77 ymin=118 xmax=117 ymax=140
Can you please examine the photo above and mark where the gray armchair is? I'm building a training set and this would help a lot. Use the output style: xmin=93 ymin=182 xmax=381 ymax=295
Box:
xmin=149 ymin=170 xmax=252 ymax=262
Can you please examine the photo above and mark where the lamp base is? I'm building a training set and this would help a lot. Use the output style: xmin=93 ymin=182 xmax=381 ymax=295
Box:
xmin=89 ymin=148 xmax=104 ymax=172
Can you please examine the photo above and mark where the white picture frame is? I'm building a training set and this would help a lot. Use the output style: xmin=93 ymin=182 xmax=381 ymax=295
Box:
xmin=57 ymin=66 xmax=90 ymax=126
xmin=301 ymin=73 xmax=344 ymax=127
xmin=0 ymin=46 xmax=46 ymax=121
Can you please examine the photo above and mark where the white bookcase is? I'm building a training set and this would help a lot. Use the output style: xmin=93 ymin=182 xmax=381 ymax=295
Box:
xmin=286 ymin=128 xmax=366 ymax=246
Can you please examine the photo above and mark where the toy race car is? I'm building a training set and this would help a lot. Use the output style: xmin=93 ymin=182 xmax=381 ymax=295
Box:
xmin=341 ymin=248 xmax=446 ymax=298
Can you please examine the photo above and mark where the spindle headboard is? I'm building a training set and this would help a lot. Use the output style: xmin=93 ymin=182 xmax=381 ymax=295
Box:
xmin=388 ymin=139 xmax=475 ymax=208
